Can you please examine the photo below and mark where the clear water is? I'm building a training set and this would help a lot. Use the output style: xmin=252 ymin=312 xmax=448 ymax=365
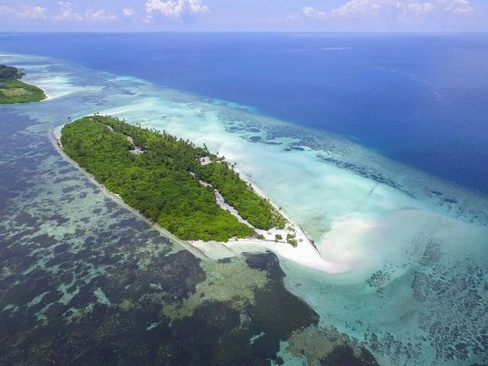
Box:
xmin=1 ymin=33 xmax=487 ymax=365
xmin=2 ymin=33 xmax=487 ymax=194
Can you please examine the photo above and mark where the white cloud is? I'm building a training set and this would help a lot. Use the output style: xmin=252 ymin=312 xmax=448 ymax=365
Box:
xmin=0 ymin=2 xmax=118 ymax=23
xmin=0 ymin=5 xmax=14 ymax=16
xmin=55 ymin=2 xmax=118 ymax=22
xmin=302 ymin=0 xmax=473 ymax=21
xmin=437 ymin=0 xmax=473 ymax=13
xmin=55 ymin=1 xmax=83 ymax=21
xmin=303 ymin=0 xmax=385 ymax=20
xmin=145 ymin=0 xmax=209 ymax=19
xmin=123 ymin=7 xmax=134 ymax=17
xmin=396 ymin=2 xmax=435 ymax=20
xmin=0 ymin=4 xmax=48 ymax=20
xmin=18 ymin=5 xmax=48 ymax=20
xmin=86 ymin=9 xmax=118 ymax=22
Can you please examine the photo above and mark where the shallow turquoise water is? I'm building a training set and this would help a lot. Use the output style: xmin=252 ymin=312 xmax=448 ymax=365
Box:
xmin=1 ymin=51 xmax=487 ymax=365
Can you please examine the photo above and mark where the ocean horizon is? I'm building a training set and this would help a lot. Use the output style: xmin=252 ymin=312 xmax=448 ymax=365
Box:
xmin=2 ymin=32 xmax=488 ymax=194
xmin=1 ymin=32 xmax=487 ymax=365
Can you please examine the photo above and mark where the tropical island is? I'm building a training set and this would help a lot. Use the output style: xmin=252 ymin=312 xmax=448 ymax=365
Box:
xmin=60 ymin=115 xmax=302 ymax=245
xmin=0 ymin=65 xmax=46 ymax=104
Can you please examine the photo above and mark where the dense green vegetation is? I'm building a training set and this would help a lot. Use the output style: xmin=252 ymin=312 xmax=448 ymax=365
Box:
xmin=200 ymin=159 xmax=286 ymax=231
xmin=0 ymin=65 xmax=25 ymax=79
xmin=0 ymin=64 xmax=46 ymax=104
xmin=61 ymin=115 xmax=286 ymax=242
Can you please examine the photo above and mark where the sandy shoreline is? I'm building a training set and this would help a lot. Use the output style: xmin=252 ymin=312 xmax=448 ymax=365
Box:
xmin=43 ymin=91 xmax=53 ymax=101
xmin=194 ymin=160 xmax=355 ymax=273
xmin=49 ymin=128 xmax=209 ymax=260
xmin=50 ymin=124 xmax=343 ymax=274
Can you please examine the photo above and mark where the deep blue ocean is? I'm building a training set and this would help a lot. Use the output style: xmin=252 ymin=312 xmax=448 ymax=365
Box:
xmin=2 ymin=33 xmax=488 ymax=365
xmin=1 ymin=32 xmax=487 ymax=194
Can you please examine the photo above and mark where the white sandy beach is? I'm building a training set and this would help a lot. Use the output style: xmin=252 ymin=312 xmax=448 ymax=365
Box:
xmin=52 ymin=120 xmax=333 ymax=272
xmin=83 ymin=95 xmax=488 ymax=283
xmin=190 ymin=163 xmax=353 ymax=274
xmin=88 ymin=93 xmax=488 ymax=366
xmin=11 ymin=48 xmax=488 ymax=365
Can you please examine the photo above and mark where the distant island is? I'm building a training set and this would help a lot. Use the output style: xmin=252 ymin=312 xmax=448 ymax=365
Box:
xmin=60 ymin=115 xmax=301 ymax=245
xmin=0 ymin=65 xmax=46 ymax=104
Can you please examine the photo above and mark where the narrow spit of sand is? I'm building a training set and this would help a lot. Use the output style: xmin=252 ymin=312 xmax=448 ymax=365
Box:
xmin=52 ymin=125 xmax=347 ymax=274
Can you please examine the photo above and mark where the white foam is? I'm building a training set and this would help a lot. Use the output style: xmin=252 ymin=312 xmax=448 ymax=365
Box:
xmin=91 ymin=91 xmax=488 ymax=285
xmin=0 ymin=58 xmax=84 ymax=100
xmin=11 ymin=51 xmax=487 ymax=364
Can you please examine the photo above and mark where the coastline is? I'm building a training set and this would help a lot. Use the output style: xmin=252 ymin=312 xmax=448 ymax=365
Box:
xmin=6 ymin=41 xmax=486 ymax=366
xmin=49 ymin=128 xmax=209 ymax=261
xmin=51 ymin=123 xmax=342 ymax=274
xmin=0 ymin=75 xmax=48 ymax=104
xmin=43 ymin=91 xmax=52 ymax=101
xmin=31 ymin=80 xmax=50 ymax=101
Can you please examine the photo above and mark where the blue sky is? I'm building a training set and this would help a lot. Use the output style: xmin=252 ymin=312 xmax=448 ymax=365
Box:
xmin=0 ymin=0 xmax=486 ymax=32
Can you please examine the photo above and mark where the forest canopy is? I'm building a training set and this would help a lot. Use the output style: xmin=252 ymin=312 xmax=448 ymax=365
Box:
xmin=0 ymin=64 xmax=46 ymax=104
xmin=0 ymin=65 xmax=25 ymax=80
xmin=60 ymin=115 xmax=287 ymax=242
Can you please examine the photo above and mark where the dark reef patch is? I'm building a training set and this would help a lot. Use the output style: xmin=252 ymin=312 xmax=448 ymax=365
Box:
xmin=318 ymin=154 xmax=402 ymax=191
xmin=321 ymin=345 xmax=379 ymax=366
xmin=0 ymin=95 xmax=378 ymax=366
xmin=244 ymin=252 xmax=274 ymax=271
xmin=146 ymin=250 xmax=206 ymax=301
